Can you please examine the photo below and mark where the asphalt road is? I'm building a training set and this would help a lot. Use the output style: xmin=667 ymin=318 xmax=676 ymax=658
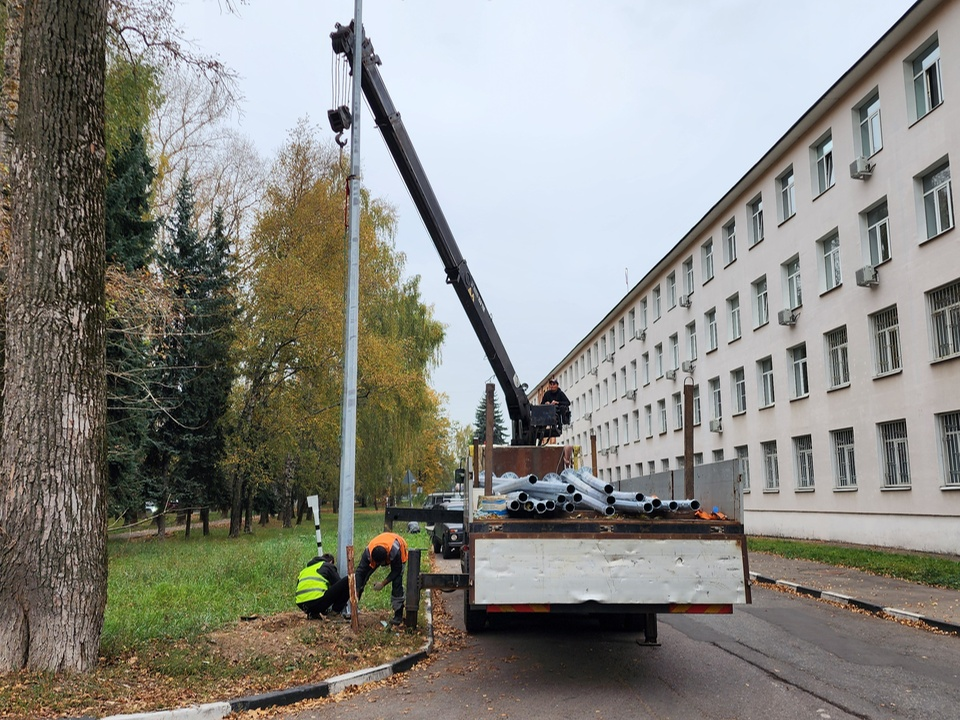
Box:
xmin=278 ymin=562 xmax=960 ymax=720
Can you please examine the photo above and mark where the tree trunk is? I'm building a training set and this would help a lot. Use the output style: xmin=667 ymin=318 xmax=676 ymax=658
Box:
xmin=184 ymin=509 xmax=192 ymax=538
xmin=0 ymin=0 xmax=108 ymax=673
xmin=200 ymin=506 xmax=210 ymax=536
xmin=244 ymin=492 xmax=253 ymax=533
xmin=155 ymin=512 xmax=166 ymax=538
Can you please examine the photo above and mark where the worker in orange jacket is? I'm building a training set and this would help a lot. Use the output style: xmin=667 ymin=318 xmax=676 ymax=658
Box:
xmin=354 ymin=531 xmax=409 ymax=625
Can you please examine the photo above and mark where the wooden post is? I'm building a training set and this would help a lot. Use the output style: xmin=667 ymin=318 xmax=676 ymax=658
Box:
xmin=347 ymin=545 xmax=359 ymax=633
xmin=472 ymin=438 xmax=480 ymax=489
xmin=683 ymin=380 xmax=694 ymax=500
xmin=590 ymin=432 xmax=598 ymax=474
xmin=484 ymin=383 xmax=495 ymax=495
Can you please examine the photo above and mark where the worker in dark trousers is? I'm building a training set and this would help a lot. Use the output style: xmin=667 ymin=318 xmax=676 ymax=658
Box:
xmin=295 ymin=553 xmax=349 ymax=619
xmin=354 ymin=531 xmax=408 ymax=625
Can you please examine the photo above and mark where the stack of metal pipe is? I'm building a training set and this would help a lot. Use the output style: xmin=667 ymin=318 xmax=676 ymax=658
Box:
xmin=488 ymin=469 xmax=701 ymax=518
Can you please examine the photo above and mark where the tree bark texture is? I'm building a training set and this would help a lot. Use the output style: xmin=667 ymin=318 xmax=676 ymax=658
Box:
xmin=0 ymin=0 xmax=108 ymax=673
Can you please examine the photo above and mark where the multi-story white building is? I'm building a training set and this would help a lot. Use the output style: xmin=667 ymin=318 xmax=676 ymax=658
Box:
xmin=538 ymin=0 xmax=960 ymax=555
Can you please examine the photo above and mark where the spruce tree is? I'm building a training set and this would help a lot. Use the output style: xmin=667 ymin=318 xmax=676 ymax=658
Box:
xmin=473 ymin=392 xmax=508 ymax=445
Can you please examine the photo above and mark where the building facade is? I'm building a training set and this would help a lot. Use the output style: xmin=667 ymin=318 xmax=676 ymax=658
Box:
xmin=538 ymin=0 xmax=960 ymax=555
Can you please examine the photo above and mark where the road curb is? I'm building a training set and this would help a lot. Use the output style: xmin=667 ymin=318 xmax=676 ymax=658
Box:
xmin=749 ymin=571 xmax=960 ymax=636
xmin=83 ymin=591 xmax=437 ymax=720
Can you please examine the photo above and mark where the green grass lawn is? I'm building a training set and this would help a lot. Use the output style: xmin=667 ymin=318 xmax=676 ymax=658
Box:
xmin=748 ymin=536 xmax=960 ymax=591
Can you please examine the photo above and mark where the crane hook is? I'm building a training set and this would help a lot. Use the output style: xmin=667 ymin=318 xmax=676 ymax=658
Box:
xmin=335 ymin=131 xmax=348 ymax=148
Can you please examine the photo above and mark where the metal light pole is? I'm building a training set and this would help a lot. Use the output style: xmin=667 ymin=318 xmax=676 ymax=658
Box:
xmin=337 ymin=0 xmax=363 ymax=573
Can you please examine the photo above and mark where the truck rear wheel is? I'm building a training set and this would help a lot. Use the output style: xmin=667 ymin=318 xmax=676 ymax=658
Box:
xmin=463 ymin=591 xmax=486 ymax=633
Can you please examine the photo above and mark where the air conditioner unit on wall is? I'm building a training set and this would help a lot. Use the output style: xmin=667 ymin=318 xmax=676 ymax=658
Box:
xmin=681 ymin=360 xmax=695 ymax=373
xmin=635 ymin=329 xmax=647 ymax=341
xmin=604 ymin=352 xmax=615 ymax=363
xmin=589 ymin=366 xmax=599 ymax=376
xmin=584 ymin=412 xmax=592 ymax=421
xmin=849 ymin=156 xmax=874 ymax=180
xmin=855 ymin=264 xmax=879 ymax=287
xmin=665 ymin=369 xmax=677 ymax=380
xmin=709 ymin=419 xmax=722 ymax=433
xmin=679 ymin=294 xmax=692 ymax=308
xmin=625 ymin=389 xmax=637 ymax=400
xmin=778 ymin=309 xmax=797 ymax=326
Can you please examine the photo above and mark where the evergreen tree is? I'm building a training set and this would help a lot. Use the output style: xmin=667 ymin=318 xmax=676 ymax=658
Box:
xmin=473 ymin=392 xmax=508 ymax=445
xmin=105 ymin=127 xmax=158 ymax=522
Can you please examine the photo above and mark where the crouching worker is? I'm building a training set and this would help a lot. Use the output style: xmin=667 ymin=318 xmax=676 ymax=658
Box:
xmin=355 ymin=531 xmax=408 ymax=626
xmin=296 ymin=553 xmax=349 ymax=620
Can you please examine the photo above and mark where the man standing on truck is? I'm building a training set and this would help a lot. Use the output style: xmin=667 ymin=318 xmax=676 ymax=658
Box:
xmin=354 ymin=531 xmax=408 ymax=625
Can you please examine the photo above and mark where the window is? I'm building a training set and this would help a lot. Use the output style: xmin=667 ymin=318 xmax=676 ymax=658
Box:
xmin=865 ymin=201 xmax=891 ymax=266
xmin=826 ymin=326 xmax=850 ymax=388
xmin=653 ymin=286 xmax=661 ymax=320
xmin=618 ymin=318 xmax=625 ymax=347
xmin=693 ymin=385 xmax=701 ymax=426
xmin=793 ymin=435 xmax=815 ymax=489
xmin=644 ymin=404 xmax=653 ymax=438
xmin=858 ymin=93 xmax=882 ymax=158
xmin=929 ymin=281 xmax=960 ymax=359
xmin=669 ymin=334 xmax=679 ymax=371
xmin=879 ymin=419 xmax=910 ymax=487
xmin=640 ymin=298 xmax=648 ymax=330
xmin=683 ymin=257 xmax=695 ymax=296
xmin=723 ymin=220 xmax=737 ymax=265
xmin=686 ymin=322 xmax=698 ymax=362
xmin=708 ymin=377 xmax=721 ymax=421
xmin=815 ymin=134 xmax=834 ymax=194
xmin=702 ymin=239 xmax=715 ymax=282
xmin=705 ymin=308 xmax=718 ymax=351
xmin=642 ymin=352 xmax=650 ymax=385
xmin=758 ymin=357 xmax=775 ymax=408
xmin=922 ymin=163 xmax=954 ymax=239
xmin=784 ymin=257 xmax=802 ymax=310
xmin=631 ymin=410 xmax=640 ymax=441
xmin=657 ymin=399 xmax=667 ymax=434
xmin=789 ymin=343 xmax=809 ymax=399
xmin=732 ymin=367 xmax=746 ymax=414
xmin=728 ymin=293 xmax=742 ymax=341
xmin=753 ymin=276 xmax=769 ymax=327
xmin=938 ymin=411 xmax=960 ymax=486
xmin=611 ymin=371 xmax=618 ymax=399
xmin=736 ymin=445 xmax=750 ymax=490
xmin=713 ymin=449 xmax=725 ymax=463
xmin=778 ymin=168 xmax=796 ymax=221
xmin=762 ymin=440 xmax=780 ymax=491
xmin=654 ymin=343 xmax=663 ymax=377
xmin=602 ymin=379 xmax=609 ymax=405
xmin=648 ymin=460 xmax=656 ymax=475
xmin=627 ymin=309 xmax=636 ymax=339
xmin=820 ymin=233 xmax=842 ymax=291
xmin=749 ymin=196 xmax=764 ymax=246
xmin=913 ymin=40 xmax=943 ymax=120
xmin=629 ymin=360 xmax=637 ymax=391
xmin=667 ymin=272 xmax=677 ymax=309
xmin=832 ymin=428 xmax=857 ymax=489
xmin=871 ymin=306 xmax=901 ymax=375
xmin=673 ymin=392 xmax=683 ymax=430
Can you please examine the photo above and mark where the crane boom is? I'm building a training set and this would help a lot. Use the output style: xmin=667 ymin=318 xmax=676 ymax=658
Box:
xmin=331 ymin=22 xmax=545 ymax=445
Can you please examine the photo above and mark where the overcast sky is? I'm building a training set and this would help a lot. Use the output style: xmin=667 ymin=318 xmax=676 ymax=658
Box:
xmin=175 ymin=0 xmax=917 ymax=430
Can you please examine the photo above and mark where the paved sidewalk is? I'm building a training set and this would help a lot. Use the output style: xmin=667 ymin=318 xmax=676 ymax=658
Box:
xmin=749 ymin=551 xmax=960 ymax=635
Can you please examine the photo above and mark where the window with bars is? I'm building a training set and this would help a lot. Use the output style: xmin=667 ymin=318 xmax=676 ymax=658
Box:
xmin=922 ymin=163 xmax=954 ymax=239
xmin=732 ymin=367 xmax=746 ymax=414
xmin=929 ymin=280 xmax=960 ymax=359
xmin=794 ymin=435 xmax=815 ymax=489
xmin=758 ymin=356 xmax=775 ymax=407
xmin=820 ymin=233 xmax=842 ymax=291
xmin=913 ymin=40 xmax=943 ymax=120
xmin=938 ymin=411 xmax=960 ymax=486
xmin=879 ymin=420 xmax=911 ymax=487
xmin=736 ymin=445 xmax=750 ymax=490
xmin=866 ymin=201 xmax=891 ymax=266
xmin=790 ymin=343 xmax=809 ymax=398
xmin=871 ymin=306 xmax=901 ymax=375
xmin=832 ymin=428 xmax=857 ymax=488
xmin=815 ymin=134 xmax=834 ymax=195
xmin=728 ymin=294 xmax=742 ymax=341
xmin=762 ymin=441 xmax=779 ymax=490
xmin=702 ymin=239 xmax=714 ymax=282
xmin=713 ymin=449 xmax=725 ymax=463
xmin=826 ymin=326 xmax=850 ymax=388
xmin=749 ymin=196 xmax=764 ymax=246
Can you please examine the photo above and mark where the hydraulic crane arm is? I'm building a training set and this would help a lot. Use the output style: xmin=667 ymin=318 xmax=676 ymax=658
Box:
xmin=331 ymin=22 xmax=537 ymax=445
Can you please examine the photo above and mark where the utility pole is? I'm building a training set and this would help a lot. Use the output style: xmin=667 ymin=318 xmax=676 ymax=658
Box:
xmin=337 ymin=0 xmax=363 ymax=573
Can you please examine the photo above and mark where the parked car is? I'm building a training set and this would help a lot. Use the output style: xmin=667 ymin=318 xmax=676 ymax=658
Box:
xmin=430 ymin=499 xmax=465 ymax=559
xmin=422 ymin=491 xmax=458 ymax=510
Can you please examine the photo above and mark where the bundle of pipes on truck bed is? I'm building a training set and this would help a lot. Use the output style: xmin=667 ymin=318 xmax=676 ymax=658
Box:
xmin=484 ymin=468 xmax=704 ymax=518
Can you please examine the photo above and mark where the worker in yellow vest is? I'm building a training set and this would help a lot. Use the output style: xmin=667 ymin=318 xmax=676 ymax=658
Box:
xmin=355 ymin=531 xmax=408 ymax=625
xmin=295 ymin=554 xmax=348 ymax=620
